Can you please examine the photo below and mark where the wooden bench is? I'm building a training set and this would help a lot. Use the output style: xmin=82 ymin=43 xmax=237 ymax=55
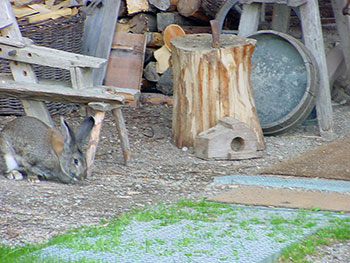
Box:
xmin=0 ymin=0 xmax=139 ymax=175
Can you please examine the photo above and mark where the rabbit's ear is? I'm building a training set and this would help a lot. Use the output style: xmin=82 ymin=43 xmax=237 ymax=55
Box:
xmin=49 ymin=128 xmax=64 ymax=154
xmin=76 ymin=116 xmax=95 ymax=147
xmin=60 ymin=116 xmax=76 ymax=146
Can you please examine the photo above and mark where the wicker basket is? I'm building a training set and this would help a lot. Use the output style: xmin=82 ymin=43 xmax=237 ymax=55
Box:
xmin=0 ymin=12 xmax=85 ymax=116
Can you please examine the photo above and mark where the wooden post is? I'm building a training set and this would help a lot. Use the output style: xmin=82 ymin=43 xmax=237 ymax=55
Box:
xmin=82 ymin=0 xmax=121 ymax=85
xmin=112 ymin=107 xmax=132 ymax=166
xmin=271 ymin=4 xmax=291 ymax=33
xmin=330 ymin=0 xmax=350 ymax=77
xmin=171 ymin=33 xmax=265 ymax=150
xmin=300 ymin=0 xmax=334 ymax=140
xmin=86 ymin=102 xmax=132 ymax=175
xmin=238 ymin=3 xmax=261 ymax=37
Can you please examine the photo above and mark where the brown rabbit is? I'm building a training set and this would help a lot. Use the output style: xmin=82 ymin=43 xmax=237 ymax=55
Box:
xmin=0 ymin=116 xmax=95 ymax=184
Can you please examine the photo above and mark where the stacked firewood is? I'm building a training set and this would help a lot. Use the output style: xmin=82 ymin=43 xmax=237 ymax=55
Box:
xmin=10 ymin=0 xmax=82 ymax=23
xmin=119 ymin=0 xmax=237 ymax=96
xmin=10 ymin=0 xmax=239 ymax=100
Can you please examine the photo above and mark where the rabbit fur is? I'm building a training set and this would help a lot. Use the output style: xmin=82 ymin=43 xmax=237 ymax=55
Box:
xmin=0 ymin=115 xmax=95 ymax=184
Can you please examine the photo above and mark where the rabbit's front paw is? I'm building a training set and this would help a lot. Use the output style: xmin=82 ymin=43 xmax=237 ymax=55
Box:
xmin=26 ymin=173 xmax=41 ymax=183
xmin=6 ymin=170 xmax=24 ymax=180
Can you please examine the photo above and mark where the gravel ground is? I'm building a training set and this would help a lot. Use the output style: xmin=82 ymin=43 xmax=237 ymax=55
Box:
xmin=1 ymin=103 xmax=350 ymax=262
xmin=304 ymin=240 xmax=350 ymax=263
xmin=1 ymin=24 xmax=350 ymax=262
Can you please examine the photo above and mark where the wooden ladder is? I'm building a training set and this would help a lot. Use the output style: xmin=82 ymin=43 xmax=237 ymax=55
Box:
xmin=0 ymin=0 xmax=139 ymax=175
xmin=238 ymin=0 xmax=350 ymax=140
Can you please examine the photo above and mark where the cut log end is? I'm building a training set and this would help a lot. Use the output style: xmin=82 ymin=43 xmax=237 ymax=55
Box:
xmin=163 ymin=24 xmax=186 ymax=51
xmin=170 ymin=33 xmax=257 ymax=51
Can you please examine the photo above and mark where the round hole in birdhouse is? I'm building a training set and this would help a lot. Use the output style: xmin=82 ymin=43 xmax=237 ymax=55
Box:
xmin=231 ymin=137 xmax=245 ymax=152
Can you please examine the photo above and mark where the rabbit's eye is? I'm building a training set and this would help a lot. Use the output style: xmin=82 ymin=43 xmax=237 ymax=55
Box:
xmin=73 ymin=159 xmax=79 ymax=165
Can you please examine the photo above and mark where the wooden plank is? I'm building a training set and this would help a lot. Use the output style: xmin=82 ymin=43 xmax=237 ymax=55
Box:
xmin=0 ymin=43 xmax=106 ymax=70
xmin=0 ymin=0 xmax=53 ymax=127
xmin=28 ymin=3 xmax=51 ymax=13
xmin=208 ymin=185 xmax=350 ymax=213
xmin=0 ymin=1 xmax=13 ymax=29
xmin=300 ymin=0 xmax=334 ymax=140
xmin=330 ymin=0 xmax=350 ymax=77
xmin=104 ymin=32 xmax=146 ymax=90
xmin=271 ymin=4 xmax=291 ymax=32
xmin=50 ymin=0 xmax=70 ymax=10
xmin=70 ymin=67 xmax=94 ymax=89
xmin=27 ymin=8 xmax=72 ymax=23
xmin=0 ymin=78 xmax=141 ymax=104
xmin=327 ymin=44 xmax=346 ymax=87
xmin=238 ymin=3 xmax=261 ymax=37
xmin=0 ymin=36 xmax=26 ymax=47
xmin=12 ymin=6 xmax=37 ymax=18
xmin=82 ymin=0 xmax=121 ymax=85
xmin=112 ymin=107 xmax=131 ymax=165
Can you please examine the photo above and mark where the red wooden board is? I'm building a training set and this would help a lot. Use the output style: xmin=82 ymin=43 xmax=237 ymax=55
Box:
xmin=104 ymin=32 xmax=146 ymax=90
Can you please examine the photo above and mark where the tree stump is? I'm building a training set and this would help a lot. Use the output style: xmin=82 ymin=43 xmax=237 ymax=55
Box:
xmin=171 ymin=33 xmax=265 ymax=150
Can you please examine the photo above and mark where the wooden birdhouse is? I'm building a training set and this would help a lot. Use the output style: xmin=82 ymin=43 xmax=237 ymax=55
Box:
xmin=194 ymin=117 xmax=263 ymax=160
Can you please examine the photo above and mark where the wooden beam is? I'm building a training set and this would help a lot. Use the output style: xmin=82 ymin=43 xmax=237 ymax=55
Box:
xmin=0 ymin=2 xmax=12 ymax=29
xmin=112 ymin=107 xmax=132 ymax=165
xmin=0 ymin=78 xmax=141 ymax=104
xmin=300 ymin=0 xmax=334 ymax=139
xmin=238 ymin=3 xmax=261 ymax=37
xmin=0 ymin=36 xmax=26 ymax=47
xmin=82 ymin=0 xmax=121 ymax=85
xmin=0 ymin=43 xmax=106 ymax=70
xmin=271 ymin=4 xmax=291 ymax=32
xmin=327 ymin=44 xmax=346 ymax=87
xmin=70 ymin=67 xmax=94 ymax=89
xmin=330 ymin=0 xmax=350 ymax=77
xmin=104 ymin=32 xmax=146 ymax=91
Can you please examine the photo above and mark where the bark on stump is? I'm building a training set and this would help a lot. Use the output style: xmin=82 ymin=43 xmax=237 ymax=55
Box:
xmin=171 ymin=33 xmax=265 ymax=150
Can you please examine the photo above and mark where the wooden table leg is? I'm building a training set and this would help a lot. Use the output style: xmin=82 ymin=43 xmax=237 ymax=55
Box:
xmin=86 ymin=110 xmax=105 ymax=177
xmin=112 ymin=107 xmax=132 ymax=166
xmin=238 ymin=3 xmax=261 ymax=37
